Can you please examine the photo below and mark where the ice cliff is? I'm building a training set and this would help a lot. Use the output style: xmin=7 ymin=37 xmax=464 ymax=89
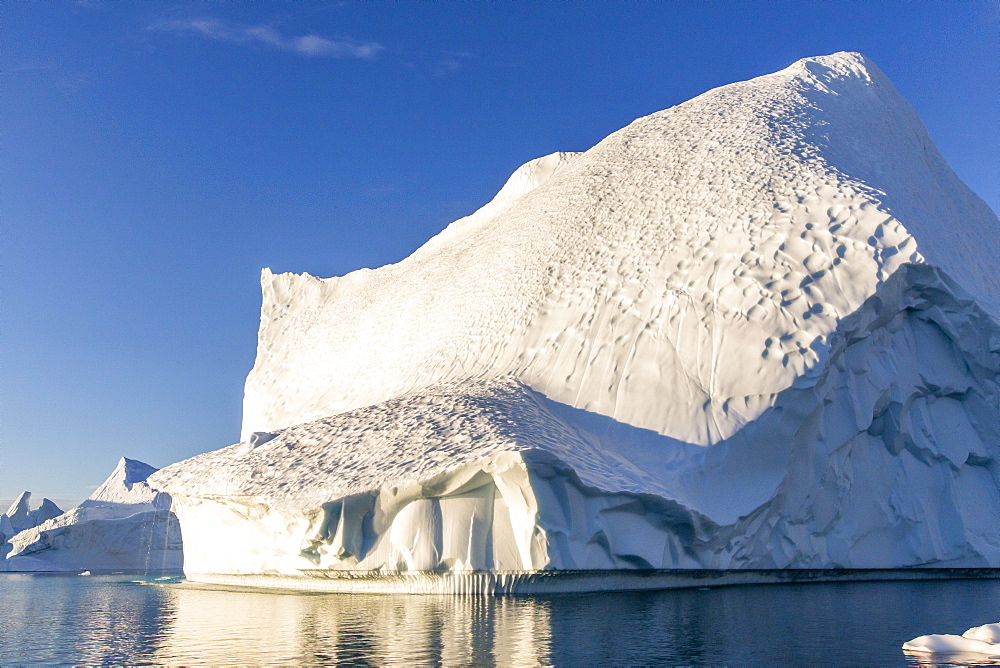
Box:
xmin=1 ymin=458 xmax=182 ymax=572
xmin=151 ymin=52 xmax=999 ymax=593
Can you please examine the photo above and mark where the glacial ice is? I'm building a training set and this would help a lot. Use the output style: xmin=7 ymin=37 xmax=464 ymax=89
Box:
xmin=965 ymin=624 xmax=1000 ymax=644
xmin=2 ymin=492 xmax=63 ymax=535
xmin=0 ymin=458 xmax=181 ymax=572
xmin=239 ymin=52 xmax=997 ymax=445
xmin=903 ymin=623 xmax=1000 ymax=657
xmin=3 ymin=493 xmax=32 ymax=532
xmin=146 ymin=52 xmax=999 ymax=592
xmin=80 ymin=456 xmax=169 ymax=509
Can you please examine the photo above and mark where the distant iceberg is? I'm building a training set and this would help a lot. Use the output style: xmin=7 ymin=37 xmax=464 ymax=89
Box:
xmin=2 ymin=492 xmax=62 ymax=537
xmin=147 ymin=52 xmax=998 ymax=591
xmin=1 ymin=457 xmax=182 ymax=572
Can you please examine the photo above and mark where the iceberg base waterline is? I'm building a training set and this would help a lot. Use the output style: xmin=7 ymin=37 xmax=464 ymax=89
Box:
xmin=182 ymin=568 xmax=1000 ymax=595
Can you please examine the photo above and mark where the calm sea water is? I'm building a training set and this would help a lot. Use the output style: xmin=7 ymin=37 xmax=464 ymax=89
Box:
xmin=1 ymin=574 xmax=998 ymax=665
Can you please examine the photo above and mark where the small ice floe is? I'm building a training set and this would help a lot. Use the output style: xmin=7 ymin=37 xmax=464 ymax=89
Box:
xmin=78 ymin=570 xmax=91 ymax=576
xmin=903 ymin=623 xmax=1000 ymax=658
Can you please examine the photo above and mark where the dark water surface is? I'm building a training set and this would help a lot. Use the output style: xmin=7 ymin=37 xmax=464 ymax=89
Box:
xmin=2 ymin=574 xmax=998 ymax=665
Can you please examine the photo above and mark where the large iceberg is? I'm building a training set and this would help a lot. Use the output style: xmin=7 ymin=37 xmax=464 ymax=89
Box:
xmin=1 ymin=458 xmax=182 ymax=572
xmin=151 ymin=52 xmax=999 ymax=593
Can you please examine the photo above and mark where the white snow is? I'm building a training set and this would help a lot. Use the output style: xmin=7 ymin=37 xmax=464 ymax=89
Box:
xmin=149 ymin=52 xmax=999 ymax=591
xmin=240 ymin=51 xmax=998 ymax=446
xmin=1 ymin=492 xmax=63 ymax=536
xmin=1 ymin=458 xmax=181 ymax=572
xmin=903 ymin=623 xmax=1000 ymax=657
xmin=80 ymin=457 xmax=169 ymax=509
xmin=4 ymin=493 xmax=33 ymax=530
xmin=965 ymin=624 xmax=1000 ymax=643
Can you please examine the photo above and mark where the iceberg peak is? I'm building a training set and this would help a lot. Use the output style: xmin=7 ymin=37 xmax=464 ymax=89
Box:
xmin=1 ymin=456 xmax=180 ymax=572
xmin=787 ymin=51 xmax=878 ymax=83
xmin=3 ymin=492 xmax=32 ymax=530
xmin=81 ymin=457 xmax=162 ymax=507
xmin=1 ymin=492 xmax=63 ymax=536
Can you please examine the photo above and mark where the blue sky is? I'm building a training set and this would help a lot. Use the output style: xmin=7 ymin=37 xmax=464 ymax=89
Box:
xmin=3 ymin=1 xmax=997 ymax=504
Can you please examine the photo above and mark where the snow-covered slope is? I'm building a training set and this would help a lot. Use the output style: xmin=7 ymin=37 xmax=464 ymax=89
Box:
xmin=1 ymin=458 xmax=181 ymax=572
xmin=241 ymin=51 xmax=997 ymax=446
xmin=153 ymin=52 xmax=999 ymax=592
xmin=81 ymin=457 xmax=167 ymax=508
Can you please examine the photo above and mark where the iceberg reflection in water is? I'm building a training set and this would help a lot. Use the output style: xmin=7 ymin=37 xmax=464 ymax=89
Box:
xmin=158 ymin=582 xmax=553 ymax=665
xmin=3 ymin=574 xmax=1000 ymax=665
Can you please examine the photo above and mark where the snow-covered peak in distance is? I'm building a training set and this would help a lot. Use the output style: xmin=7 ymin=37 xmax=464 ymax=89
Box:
xmin=242 ymin=51 xmax=998 ymax=447
xmin=2 ymin=492 xmax=63 ymax=534
xmin=2 ymin=457 xmax=180 ymax=572
xmin=4 ymin=492 xmax=32 ymax=527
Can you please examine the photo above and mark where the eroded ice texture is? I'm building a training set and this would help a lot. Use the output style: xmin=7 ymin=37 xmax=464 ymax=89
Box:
xmin=152 ymin=268 xmax=1000 ymax=578
xmin=1 ymin=458 xmax=181 ymax=572
xmin=152 ymin=52 xmax=999 ymax=590
xmin=240 ymin=52 xmax=998 ymax=445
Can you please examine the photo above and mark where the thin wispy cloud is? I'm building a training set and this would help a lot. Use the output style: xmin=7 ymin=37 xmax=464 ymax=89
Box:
xmin=433 ymin=50 xmax=475 ymax=77
xmin=150 ymin=17 xmax=383 ymax=60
